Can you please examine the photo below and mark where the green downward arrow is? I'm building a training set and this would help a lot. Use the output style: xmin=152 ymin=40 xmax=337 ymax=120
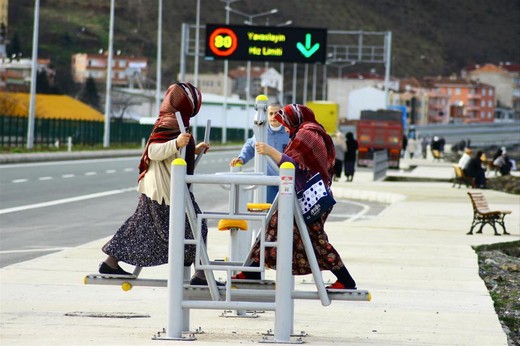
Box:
xmin=296 ymin=33 xmax=320 ymax=58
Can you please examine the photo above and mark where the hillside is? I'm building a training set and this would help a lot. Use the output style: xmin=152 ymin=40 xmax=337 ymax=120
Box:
xmin=6 ymin=0 xmax=520 ymax=96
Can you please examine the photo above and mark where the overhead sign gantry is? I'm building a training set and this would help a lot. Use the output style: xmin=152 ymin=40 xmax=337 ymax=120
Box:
xmin=205 ymin=24 xmax=327 ymax=64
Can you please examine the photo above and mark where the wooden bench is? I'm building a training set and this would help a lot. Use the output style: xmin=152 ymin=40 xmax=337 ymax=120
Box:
xmin=452 ymin=164 xmax=475 ymax=188
xmin=432 ymin=149 xmax=442 ymax=162
xmin=467 ymin=191 xmax=511 ymax=236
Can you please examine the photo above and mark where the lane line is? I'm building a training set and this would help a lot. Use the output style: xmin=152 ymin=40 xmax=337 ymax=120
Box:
xmin=38 ymin=176 xmax=53 ymax=181
xmin=12 ymin=179 xmax=28 ymax=183
xmin=0 ymin=187 xmax=136 ymax=215
xmin=62 ymin=174 xmax=75 ymax=178
xmin=0 ymin=247 xmax=71 ymax=254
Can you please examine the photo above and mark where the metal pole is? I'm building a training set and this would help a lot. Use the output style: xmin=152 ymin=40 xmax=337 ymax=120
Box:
xmin=166 ymin=158 xmax=188 ymax=339
xmin=303 ymin=64 xmax=308 ymax=104
xmin=384 ymin=31 xmax=392 ymax=107
xmin=292 ymin=63 xmax=297 ymax=104
xmin=322 ymin=64 xmax=327 ymax=100
xmin=273 ymin=162 xmax=295 ymax=342
xmin=27 ymin=0 xmax=40 ymax=149
xmin=103 ymin=0 xmax=115 ymax=148
xmin=312 ymin=64 xmax=317 ymax=101
xmin=155 ymin=0 xmax=163 ymax=116
xmin=193 ymin=0 xmax=201 ymax=140
xmin=253 ymin=95 xmax=268 ymax=203
xmin=222 ymin=2 xmax=231 ymax=145
xmin=179 ymin=23 xmax=186 ymax=82
xmin=279 ymin=62 xmax=284 ymax=103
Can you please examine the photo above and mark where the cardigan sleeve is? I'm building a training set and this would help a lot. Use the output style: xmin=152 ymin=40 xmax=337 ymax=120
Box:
xmin=148 ymin=140 xmax=178 ymax=161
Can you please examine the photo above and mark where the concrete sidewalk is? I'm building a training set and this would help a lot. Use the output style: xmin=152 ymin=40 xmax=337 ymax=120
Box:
xmin=1 ymin=159 xmax=519 ymax=345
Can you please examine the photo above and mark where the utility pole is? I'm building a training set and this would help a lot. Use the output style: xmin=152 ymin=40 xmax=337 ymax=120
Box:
xmin=103 ymin=0 xmax=115 ymax=148
xmin=27 ymin=0 xmax=40 ymax=149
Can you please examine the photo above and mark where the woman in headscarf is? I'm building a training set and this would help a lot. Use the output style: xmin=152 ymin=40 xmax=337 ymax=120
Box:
xmin=233 ymin=104 xmax=357 ymax=290
xmin=99 ymin=83 xmax=214 ymax=285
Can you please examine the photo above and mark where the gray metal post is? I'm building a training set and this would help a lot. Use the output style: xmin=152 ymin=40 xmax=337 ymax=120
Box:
xmin=384 ymin=31 xmax=392 ymax=107
xmin=103 ymin=0 xmax=115 ymax=148
xmin=253 ymin=95 xmax=268 ymax=203
xmin=179 ymin=23 xmax=186 ymax=82
xmin=27 ymin=0 xmax=39 ymax=149
xmin=273 ymin=162 xmax=295 ymax=342
xmin=155 ymin=0 xmax=162 ymax=117
xmin=303 ymin=64 xmax=308 ymax=104
xmin=292 ymin=63 xmax=297 ymax=104
xmin=165 ymin=158 xmax=188 ymax=339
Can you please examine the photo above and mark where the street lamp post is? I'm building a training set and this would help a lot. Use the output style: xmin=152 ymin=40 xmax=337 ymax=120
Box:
xmin=225 ymin=6 xmax=278 ymax=101
xmin=225 ymin=6 xmax=278 ymax=141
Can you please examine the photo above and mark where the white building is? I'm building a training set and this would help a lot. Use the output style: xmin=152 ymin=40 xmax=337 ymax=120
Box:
xmin=347 ymin=86 xmax=386 ymax=120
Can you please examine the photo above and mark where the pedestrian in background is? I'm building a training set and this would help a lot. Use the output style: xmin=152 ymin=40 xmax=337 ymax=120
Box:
xmin=332 ymin=130 xmax=346 ymax=181
xmin=344 ymin=132 xmax=358 ymax=182
xmin=229 ymin=103 xmax=289 ymax=203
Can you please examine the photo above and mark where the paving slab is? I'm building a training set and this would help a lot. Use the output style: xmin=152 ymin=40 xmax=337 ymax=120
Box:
xmin=1 ymin=159 xmax=519 ymax=345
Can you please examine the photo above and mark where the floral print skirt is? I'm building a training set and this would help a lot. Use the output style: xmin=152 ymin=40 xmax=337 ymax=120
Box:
xmin=250 ymin=208 xmax=344 ymax=275
xmin=102 ymin=193 xmax=207 ymax=267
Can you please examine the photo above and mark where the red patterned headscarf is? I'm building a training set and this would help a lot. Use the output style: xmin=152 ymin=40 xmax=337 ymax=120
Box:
xmin=275 ymin=104 xmax=335 ymax=186
xmin=138 ymin=83 xmax=202 ymax=181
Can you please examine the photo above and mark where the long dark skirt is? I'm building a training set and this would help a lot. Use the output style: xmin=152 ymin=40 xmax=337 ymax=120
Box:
xmin=250 ymin=208 xmax=345 ymax=275
xmin=344 ymin=160 xmax=356 ymax=177
xmin=102 ymin=193 xmax=207 ymax=267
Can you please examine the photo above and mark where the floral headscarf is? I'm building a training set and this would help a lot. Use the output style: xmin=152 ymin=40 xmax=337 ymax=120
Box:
xmin=275 ymin=104 xmax=336 ymax=186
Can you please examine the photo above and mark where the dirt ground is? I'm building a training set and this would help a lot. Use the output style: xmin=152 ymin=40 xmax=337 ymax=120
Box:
xmin=476 ymin=241 xmax=520 ymax=345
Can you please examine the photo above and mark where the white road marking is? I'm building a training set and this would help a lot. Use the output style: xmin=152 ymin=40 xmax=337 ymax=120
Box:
xmin=124 ymin=168 xmax=134 ymax=172
xmin=85 ymin=172 xmax=97 ymax=176
xmin=0 ymin=247 xmax=71 ymax=254
xmin=106 ymin=169 xmax=116 ymax=174
xmin=62 ymin=174 xmax=75 ymax=178
xmin=12 ymin=179 xmax=28 ymax=183
xmin=38 ymin=176 xmax=53 ymax=181
xmin=0 ymin=187 xmax=136 ymax=215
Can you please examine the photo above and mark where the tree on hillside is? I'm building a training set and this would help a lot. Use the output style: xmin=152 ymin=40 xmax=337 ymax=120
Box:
xmin=79 ymin=76 xmax=101 ymax=111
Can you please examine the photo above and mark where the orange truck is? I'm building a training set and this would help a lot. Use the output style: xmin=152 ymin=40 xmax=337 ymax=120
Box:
xmin=356 ymin=109 xmax=403 ymax=168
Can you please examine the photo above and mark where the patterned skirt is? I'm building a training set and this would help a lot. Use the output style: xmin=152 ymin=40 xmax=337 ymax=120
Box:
xmin=250 ymin=208 xmax=344 ymax=275
xmin=102 ymin=193 xmax=207 ymax=267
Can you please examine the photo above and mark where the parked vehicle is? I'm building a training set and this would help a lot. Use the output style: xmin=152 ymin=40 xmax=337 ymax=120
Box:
xmin=356 ymin=109 xmax=403 ymax=168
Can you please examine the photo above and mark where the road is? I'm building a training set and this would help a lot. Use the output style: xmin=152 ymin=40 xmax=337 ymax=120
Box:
xmin=0 ymin=150 xmax=385 ymax=267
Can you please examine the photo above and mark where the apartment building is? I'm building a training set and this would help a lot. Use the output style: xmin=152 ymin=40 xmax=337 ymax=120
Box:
xmin=463 ymin=63 xmax=520 ymax=119
xmin=425 ymin=76 xmax=495 ymax=123
xmin=71 ymin=53 xmax=148 ymax=87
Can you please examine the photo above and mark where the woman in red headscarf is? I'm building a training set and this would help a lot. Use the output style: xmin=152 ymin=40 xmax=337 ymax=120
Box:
xmin=99 ymin=83 xmax=214 ymax=285
xmin=234 ymin=104 xmax=356 ymax=290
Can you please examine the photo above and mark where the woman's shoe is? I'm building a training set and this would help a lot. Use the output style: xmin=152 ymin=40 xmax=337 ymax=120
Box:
xmin=231 ymin=271 xmax=261 ymax=280
xmin=326 ymin=280 xmax=356 ymax=290
xmin=99 ymin=262 xmax=134 ymax=276
xmin=189 ymin=276 xmax=225 ymax=286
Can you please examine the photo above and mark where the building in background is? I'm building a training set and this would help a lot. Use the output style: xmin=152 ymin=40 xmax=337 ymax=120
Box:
xmin=327 ymin=69 xmax=399 ymax=120
xmin=228 ymin=66 xmax=282 ymax=101
xmin=424 ymin=76 xmax=495 ymax=123
xmin=71 ymin=52 xmax=148 ymax=87
xmin=0 ymin=58 xmax=54 ymax=92
xmin=463 ymin=62 xmax=520 ymax=120
xmin=180 ymin=72 xmax=232 ymax=97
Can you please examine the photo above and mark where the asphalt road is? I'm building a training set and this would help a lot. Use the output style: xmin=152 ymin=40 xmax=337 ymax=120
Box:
xmin=0 ymin=150 xmax=385 ymax=267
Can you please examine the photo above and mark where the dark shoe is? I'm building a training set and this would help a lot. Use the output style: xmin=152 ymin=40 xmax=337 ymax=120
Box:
xmin=326 ymin=280 xmax=356 ymax=290
xmin=189 ymin=276 xmax=225 ymax=286
xmin=231 ymin=271 xmax=261 ymax=280
xmin=99 ymin=262 xmax=133 ymax=276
